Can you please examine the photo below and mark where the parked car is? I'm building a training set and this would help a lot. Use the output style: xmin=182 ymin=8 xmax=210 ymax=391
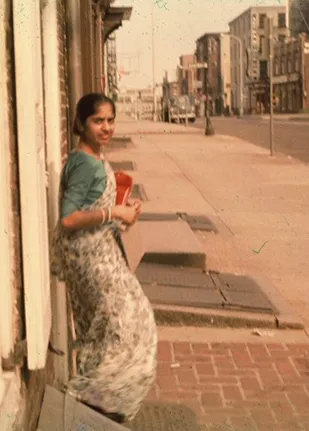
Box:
xmin=164 ymin=95 xmax=196 ymax=123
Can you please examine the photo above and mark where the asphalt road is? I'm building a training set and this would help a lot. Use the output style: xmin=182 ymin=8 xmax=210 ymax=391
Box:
xmin=193 ymin=116 xmax=309 ymax=165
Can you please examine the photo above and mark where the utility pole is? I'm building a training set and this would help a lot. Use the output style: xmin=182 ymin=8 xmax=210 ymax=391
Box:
xmin=267 ymin=17 xmax=274 ymax=156
xmin=188 ymin=61 xmax=214 ymax=134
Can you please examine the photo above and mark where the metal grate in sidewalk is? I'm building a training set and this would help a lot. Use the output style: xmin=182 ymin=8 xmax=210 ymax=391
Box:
xmin=177 ymin=213 xmax=218 ymax=233
xmin=131 ymin=184 xmax=148 ymax=201
xmin=138 ymin=212 xmax=218 ymax=233
xmin=110 ymin=161 xmax=135 ymax=171
xmin=109 ymin=136 xmax=132 ymax=149
xmin=137 ymin=263 xmax=276 ymax=314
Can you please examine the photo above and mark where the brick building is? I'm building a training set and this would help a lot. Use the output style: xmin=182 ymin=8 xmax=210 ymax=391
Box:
xmin=288 ymin=0 xmax=309 ymax=37
xmin=229 ymin=5 xmax=289 ymax=114
xmin=195 ymin=32 xmax=231 ymax=116
xmin=177 ymin=54 xmax=197 ymax=97
xmin=0 ymin=1 xmax=131 ymax=430
xmin=273 ymin=34 xmax=309 ymax=113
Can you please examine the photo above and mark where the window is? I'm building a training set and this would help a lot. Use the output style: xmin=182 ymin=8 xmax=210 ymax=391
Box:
xmin=278 ymin=34 xmax=286 ymax=43
xmin=295 ymin=51 xmax=300 ymax=72
xmin=280 ymin=55 xmax=286 ymax=74
xmin=240 ymin=18 xmax=243 ymax=34
xmin=260 ymin=60 xmax=268 ymax=79
xmin=198 ymin=42 xmax=204 ymax=61
xmin=208 ymin=38 xmax=212 ymax=55
xmin=287 ymin=54 xmax=292 ymax=73
xmin=274 ymin=57 xmax=279 ymax=75
xmin=259 ymin=13 xmax=266 ymax=29
xmin=278 ymin=13 xmax=286 ymax=28
xmin=259 ymin=36 xmax=265 ymax=54
xmin=211 ymin=38 xmax=217 ymax=54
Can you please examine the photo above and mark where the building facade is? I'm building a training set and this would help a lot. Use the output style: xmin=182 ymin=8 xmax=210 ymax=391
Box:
xmin=273 ymin=34 xmax=309 ymax=113
xmin=288 ymin=0 xmax=309 ymax=37
xmin=0 ymin=1 xmax=131 ymax=430
xmin=195 ymin=32 xmax=231 ymax=116
xmin=229 ymin=5 xmax=289 ymax=114
xmin=177 ymin=54 xmax=197 ymax=97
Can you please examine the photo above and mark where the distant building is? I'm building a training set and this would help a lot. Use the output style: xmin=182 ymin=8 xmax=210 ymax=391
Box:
xmin=273 ymin=34 xmax=309 ymax=113
xmin=177 ymin=54 xmax=197 ymax=96
xmin=117 ymin=87 xmax=163 ymax=120
xmin=229 ymin=5 xmax=289 ymax=114
xmin=288 ymin=0 xmax=309 ymax=37
xmin=195 ymin=32 xmax=231 ymax=116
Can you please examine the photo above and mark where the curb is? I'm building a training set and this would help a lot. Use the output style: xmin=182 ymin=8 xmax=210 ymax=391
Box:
xmin=261 ymin=115 xmax=309 ymax=122
xmin=150 ymin=274 xmax=304 ymax=330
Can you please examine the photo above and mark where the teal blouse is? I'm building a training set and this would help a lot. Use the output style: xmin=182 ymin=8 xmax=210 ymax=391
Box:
xmin=60 ymin=151 xmax=107 ymax=219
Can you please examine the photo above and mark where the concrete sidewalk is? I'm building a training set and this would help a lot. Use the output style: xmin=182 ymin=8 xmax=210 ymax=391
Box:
xmin=111 ymin=116 xmax=309 ymax=429
xmin=111 ymin=116 xmax=309 ymax=328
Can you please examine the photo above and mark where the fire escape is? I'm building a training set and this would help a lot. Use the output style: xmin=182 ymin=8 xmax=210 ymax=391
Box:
xmin=106 ymin=33 xmax=118 ymax=99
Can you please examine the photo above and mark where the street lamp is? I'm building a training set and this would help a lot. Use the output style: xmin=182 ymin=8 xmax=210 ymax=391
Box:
xmin=184 ymin=60 xmax=215 ymax=135
xmin=204 ymin=63 xmax=215 ymax=135
xmin=230 ymin=34 xmax=244 ymax=117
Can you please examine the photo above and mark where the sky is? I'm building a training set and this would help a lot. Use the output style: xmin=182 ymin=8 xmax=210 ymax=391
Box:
xmin=114 ymin=0 xmax=287 ymax=89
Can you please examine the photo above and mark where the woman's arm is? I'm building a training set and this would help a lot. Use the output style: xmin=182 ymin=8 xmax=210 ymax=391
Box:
xmin=61 ymin=205 xmax=137 ymax=231
xmin=60 ymin=154 xmax=138 ymax=231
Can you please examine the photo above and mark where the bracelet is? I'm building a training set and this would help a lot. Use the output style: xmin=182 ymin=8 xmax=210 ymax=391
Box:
xmin=100 ymin=209 xmax=106 ymax=225
xmin=107 ymin=207 xmax=112 ymax=223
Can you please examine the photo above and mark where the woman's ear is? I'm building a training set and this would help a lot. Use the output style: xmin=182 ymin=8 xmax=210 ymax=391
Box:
xmin=76 ymin=119 xmax=84 ymax=134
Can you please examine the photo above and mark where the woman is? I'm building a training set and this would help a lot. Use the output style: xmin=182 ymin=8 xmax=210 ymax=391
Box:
xmin=51 ymin=93 xmax=157 ymax=423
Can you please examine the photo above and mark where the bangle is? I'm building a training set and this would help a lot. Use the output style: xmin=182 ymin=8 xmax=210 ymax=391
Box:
xmin=100 ymin=209 xmax=106 ymax=225
xmin=107 ymin=207 xmax=112 ymax=223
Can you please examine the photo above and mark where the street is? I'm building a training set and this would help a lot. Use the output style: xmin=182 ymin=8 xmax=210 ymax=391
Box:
xmin=194 ymin=117 xmax=309 ymax=165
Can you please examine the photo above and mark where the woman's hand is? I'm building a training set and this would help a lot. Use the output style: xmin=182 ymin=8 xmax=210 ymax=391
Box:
xmin=113 ymin=205 xmax=138 ymax=225
xmin=127 ymin=198 xmax=142 ymax=217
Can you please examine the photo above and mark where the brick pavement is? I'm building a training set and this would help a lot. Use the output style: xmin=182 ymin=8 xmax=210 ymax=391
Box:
xmin=146 ymin=340 xmax=309 ymax=430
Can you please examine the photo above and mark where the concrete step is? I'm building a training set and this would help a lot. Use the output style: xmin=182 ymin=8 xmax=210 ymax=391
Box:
xmin=138 ymin=220 xmax=207 ymax=270
xmin=37 ymin=385 xmax=129 ymax=430
xmin=129 ymin=402 xmax=199 ymax=431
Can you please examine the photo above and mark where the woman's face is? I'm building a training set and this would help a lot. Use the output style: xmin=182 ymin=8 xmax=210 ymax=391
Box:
xmin=83 ymin=103 xmax=115 ymax=147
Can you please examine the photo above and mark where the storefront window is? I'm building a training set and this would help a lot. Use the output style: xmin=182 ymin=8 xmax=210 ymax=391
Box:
xmin=295 ymin=51 xmax=300 ymax=72
xmin=287 ymin=54 xmax=292 ymax=73
xmin=287 ymin=84 xmax=293 ymax=111
xmin=280 ymin=55 xmax=286 ymax=74
xmin=281 ymin=86 xmax=286 ymax=112
xmin=274 ymin=57 xmax=279 ymax=75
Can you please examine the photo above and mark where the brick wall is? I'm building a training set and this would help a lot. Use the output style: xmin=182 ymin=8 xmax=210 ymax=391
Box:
xmin=4 ymin=0 xmax=24 ymax=350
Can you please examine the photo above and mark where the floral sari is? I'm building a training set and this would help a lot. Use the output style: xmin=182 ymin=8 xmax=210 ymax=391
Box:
xmin=51 ymin=160 xmax=157 ymax=421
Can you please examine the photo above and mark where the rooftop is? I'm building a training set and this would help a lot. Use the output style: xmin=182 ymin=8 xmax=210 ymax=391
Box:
xmin=229 ymin=4 xmax=286 ymax=26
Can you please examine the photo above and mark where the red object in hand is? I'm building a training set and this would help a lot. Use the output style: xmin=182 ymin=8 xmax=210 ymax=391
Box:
xmin=114 ymin=171 xmax=133 ymax=205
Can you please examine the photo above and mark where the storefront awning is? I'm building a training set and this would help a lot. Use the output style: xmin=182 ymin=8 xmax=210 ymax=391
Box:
xmin=103 ymin=6 xmax=132 ymax=42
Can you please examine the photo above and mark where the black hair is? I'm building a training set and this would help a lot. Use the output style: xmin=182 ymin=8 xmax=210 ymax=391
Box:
xmin=73 ymin=93 xmax=116 ymax=136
